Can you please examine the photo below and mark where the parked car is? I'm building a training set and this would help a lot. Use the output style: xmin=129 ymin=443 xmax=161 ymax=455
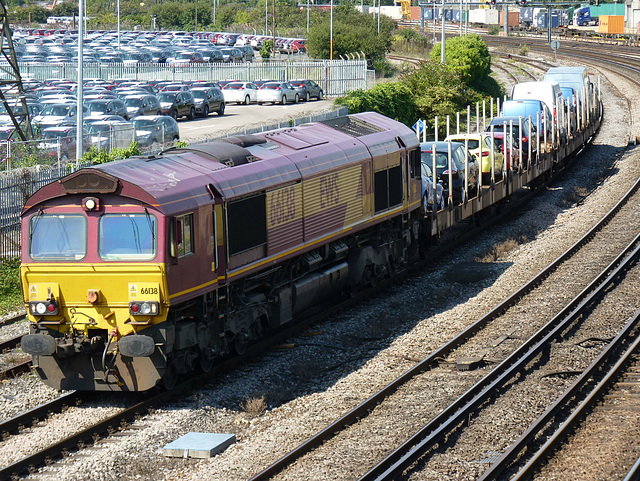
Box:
xmin=444 ymin=132 xmax=505 ymax=183
xmin=157 ymin=91 xmax=196 ymax=120
xmin=500 ymin=99 xmax=551 ymax=137
xmin=490 ymin=131 xmax=520 ymax=170
xmin=32 ymin=102 xmax=87 ymax=129
xmin=237 ymin=45 xmax=255 ymax=62
xmin=420 ymin=141 xmax=479 ymax=204
xmin=87 ymin=120 xmax=136 ymax=150
xmin=190 ymin=87 xmax=225 ymax=117
xmin=257 ymin=82 xmax=299 ymax=105
xmin=123 ymin=94 xmax=162 ymax=118
xmin=39 ymin=125 xmax=92 ymax=162
xmin=222 ymin=82 xmax=258 ymax=105
xmin=511 ymin=81 xmax=565 ymax=140
xmin=84 ymin=99 xmax=130 ymax=120
xmin=560 ymin=86 xmax=578 ymax=132
xmin=421 ymin=161 xmax=444 ymax=212
xmin=486 ymin=116 xmax=537 ymax=165
xmin=131 ymin=115 xmax=180 ymax=148
xmin=288 ymin=79 xmax=323 ymax=101
xmin=219 ymin=47 xmax=243 ymax=63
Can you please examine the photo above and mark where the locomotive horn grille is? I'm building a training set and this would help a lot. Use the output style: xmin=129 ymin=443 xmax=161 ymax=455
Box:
xmin=61 ymin=171 xmax=118 ymax=194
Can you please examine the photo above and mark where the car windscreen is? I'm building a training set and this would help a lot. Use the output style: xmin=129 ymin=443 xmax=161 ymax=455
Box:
xmin=421 ymin=152 xmax=450 ymax=169
xmin=42 ymin=104 xmax=71 ymax=116
xmin=158 ymin=93 xmax=176 ymax=102
xmin=124 ymin=98 xmax=142 ymax=107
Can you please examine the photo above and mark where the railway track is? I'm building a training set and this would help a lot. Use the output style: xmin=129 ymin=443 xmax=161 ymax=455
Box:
xmin=3 ymin=35 xmax=640 ymax=478
xmin=248 ymin=154 xmax=640 ymax=479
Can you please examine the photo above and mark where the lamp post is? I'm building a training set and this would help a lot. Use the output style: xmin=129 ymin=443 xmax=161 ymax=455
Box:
xmin=307 ymin=0 xmax=309 ymax=32
xmin=117 ymin=0 xmax=120 ymax=48
xmin=330 ymin=0 xmax=333 ymax=60
xmin=195 ymin=0 xmax=198 ymax=32
xmin=76 ymin=0 xmax=84 ymax=162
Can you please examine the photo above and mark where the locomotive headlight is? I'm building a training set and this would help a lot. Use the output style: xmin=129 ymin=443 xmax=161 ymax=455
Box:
xmin=129 ymin=301 xmax=159 ymax=316
xmin=140 ymin=302 xmax=152 ymax=315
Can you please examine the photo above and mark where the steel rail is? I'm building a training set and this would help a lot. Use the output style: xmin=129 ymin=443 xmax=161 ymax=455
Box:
xmin=0 ymin=359 xmax=31 ymax=379
xmin=360 ymin=227 xmax=640 ymax=481
xmin=502 ymin=310 xmax=640 ymax=480
xmin=248 ymin=136 xmax=635 ymax=481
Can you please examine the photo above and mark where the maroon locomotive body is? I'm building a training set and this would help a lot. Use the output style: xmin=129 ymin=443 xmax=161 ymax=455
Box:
xmin=20 ymin=112 xmax=423 ymax=391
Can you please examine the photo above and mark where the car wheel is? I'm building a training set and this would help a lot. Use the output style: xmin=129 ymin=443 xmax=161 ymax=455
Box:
xmin=156 ymin=111 xmax=161 ymax=115
xmin=294 ymin=94 xmax=299 ymax=103
xmin=171 ymin=109 xmax=178 ymax=120
xmin=203 ymin=105 xmax=209 ymax=117
xmin=317 ymin=90 xmax=323 ymax=100
xmin=217 ymin=103 xmax=225 ymax=116
xmin=281 ymin=96 xmax=287 ymax=105
xmin=305 ymin=92 xmax=310 ymax=102
xmin=188 ymin=107 xmax=195 ymax=120
xmin=244 ymin=95 xmax=250 ymax=105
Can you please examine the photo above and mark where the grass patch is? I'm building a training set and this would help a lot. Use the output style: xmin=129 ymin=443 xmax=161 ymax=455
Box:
xmin=241 ymin=396 xmax=267 ymax=418
xmin=0 ymin=258 xmax=22 ymax=315
xmin=476 ymin=237 xmax=521 ymax=263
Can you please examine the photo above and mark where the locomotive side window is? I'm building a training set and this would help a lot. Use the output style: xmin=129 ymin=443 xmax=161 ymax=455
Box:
xmin=176 ymin=213 xmax=194 ymax=257
xmin=99 ymin=214 xmax=157 ymax=261
xmin=410 ymin=149 xmax=421 ymax=179
xmin=374 ymin=166 xmax=403 ymax=213
xmin=29 ymin=214 xmax=87 ymax=260
xmin=227 ymin=194 xmax=266 ymax=255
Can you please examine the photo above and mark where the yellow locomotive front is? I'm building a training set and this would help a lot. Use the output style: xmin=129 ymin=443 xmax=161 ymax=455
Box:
xmin=20 ymin=174 xmax=172 ymax=391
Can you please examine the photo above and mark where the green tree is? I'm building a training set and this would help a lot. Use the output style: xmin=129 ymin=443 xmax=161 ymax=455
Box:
xmin=430 ymin=34 xmax=491 ymax=87
xmin=307 ymin=4 xmax=394 ymax=60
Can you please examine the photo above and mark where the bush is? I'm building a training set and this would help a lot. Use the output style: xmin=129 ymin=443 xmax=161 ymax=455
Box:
xmin=335 ymin=82 xmax=418 ymax=126
xmin=0 ymin=258 xmax=22 ymax=314
xmin=81 ymin=142 xmax=142 ymax=165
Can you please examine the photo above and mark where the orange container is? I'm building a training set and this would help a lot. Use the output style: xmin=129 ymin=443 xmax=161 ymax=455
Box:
xmin=599 ymin=15 xmax=624 ymax=34
xmin=499 ymin=11 xmax=520 ymax=27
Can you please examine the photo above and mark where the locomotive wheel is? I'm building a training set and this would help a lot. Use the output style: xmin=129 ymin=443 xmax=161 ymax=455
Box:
xmin=199 ymin=351 xmax=215 ymax=373
xmin=234 ymin=336 xmax=248 ymax=355
xmin=161 ymin=363 xmax=178 ymax=390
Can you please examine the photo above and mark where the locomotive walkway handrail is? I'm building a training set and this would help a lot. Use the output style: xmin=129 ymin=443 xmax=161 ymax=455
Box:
xmin=248 ymin=153 xmax=640 ymax=481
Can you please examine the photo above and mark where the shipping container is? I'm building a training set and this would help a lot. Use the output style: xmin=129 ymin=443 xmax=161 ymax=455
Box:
xmin=599 ymin=15 xmax=624 ymax=34
xmin=469 ymin=8 xmax=499 ymax=25
xmin=499 ymin=11 xmax=520 ymax=27
xmin=520 ymin=7 xmax=533 ymax=26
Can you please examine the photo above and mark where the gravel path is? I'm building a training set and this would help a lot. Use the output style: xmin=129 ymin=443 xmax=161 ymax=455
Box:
xmin=2 ymin=54 xmax=637 ymax=481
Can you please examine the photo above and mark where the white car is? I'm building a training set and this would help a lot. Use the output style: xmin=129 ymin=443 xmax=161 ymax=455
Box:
xmin=222 ymin=82 xmax=259 ymax=105
xmin=256 ymin=82 xmax=299 ymax=105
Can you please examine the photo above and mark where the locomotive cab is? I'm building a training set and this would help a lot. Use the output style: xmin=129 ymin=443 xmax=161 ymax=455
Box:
xmin=20 ymin=170 xmax=174 ymax=391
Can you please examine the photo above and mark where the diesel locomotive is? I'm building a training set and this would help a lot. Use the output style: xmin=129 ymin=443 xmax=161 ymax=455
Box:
xmin=20 ymin=112 xmax=424 ymax=391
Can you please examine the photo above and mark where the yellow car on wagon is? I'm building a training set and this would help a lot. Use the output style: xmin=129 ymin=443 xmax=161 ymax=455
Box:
xmin=444 ymin=133 xmax=505 ymax=184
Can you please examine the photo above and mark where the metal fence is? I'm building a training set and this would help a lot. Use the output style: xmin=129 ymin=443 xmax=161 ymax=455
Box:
xmin=15 ymin=59 xmax=368 ymax=97
xmin=0 ymin=106 xmax=349 ymax=259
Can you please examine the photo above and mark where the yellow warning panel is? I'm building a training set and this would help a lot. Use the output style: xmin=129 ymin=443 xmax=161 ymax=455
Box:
xmin=29 ymin=283 xmax=60 ymax=301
